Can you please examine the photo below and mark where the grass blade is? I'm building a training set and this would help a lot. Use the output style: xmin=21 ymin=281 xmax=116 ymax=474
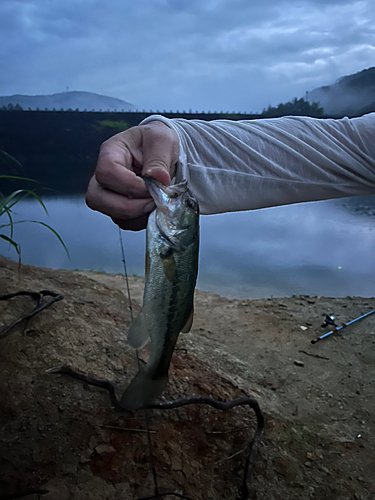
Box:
xmin=0 ymin=219 xmax=70 ymax=258
xmin=0 ymin=151 xmax=24 ymax=171
xmin=0 ymin=234 xmax=20 ymax=255
xmin=0 ymin=174 xmax=38 ymax=182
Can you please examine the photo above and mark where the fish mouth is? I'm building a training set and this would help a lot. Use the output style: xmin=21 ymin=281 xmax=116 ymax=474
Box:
xmin=143 ymin=176 xmax=188 ymax=214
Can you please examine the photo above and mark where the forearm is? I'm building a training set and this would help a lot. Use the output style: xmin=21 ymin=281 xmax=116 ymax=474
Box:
xmin=141 ymin=114 xmax=375 ymax=214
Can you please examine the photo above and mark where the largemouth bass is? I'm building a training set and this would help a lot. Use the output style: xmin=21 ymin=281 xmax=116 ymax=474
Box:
xmin=120 ymin=177 xmax=199 ymax=410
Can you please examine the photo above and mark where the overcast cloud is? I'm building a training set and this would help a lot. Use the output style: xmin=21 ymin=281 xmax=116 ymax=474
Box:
xmin=0 ymin=0 xmax=374 ymax=112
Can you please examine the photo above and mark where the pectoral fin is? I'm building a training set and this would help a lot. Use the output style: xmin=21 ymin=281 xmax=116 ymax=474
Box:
xmin=181 ymin=307 xmax=194 ymax=333
xmin=127 ymin=310 xmax=151 ymax=349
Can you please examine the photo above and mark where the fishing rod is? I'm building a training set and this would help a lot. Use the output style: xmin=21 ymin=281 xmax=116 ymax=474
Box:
xmin=311 ymin=309 xmax=375 ymax=344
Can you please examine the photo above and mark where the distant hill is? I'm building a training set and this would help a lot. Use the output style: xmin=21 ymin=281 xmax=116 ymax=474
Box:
xmin=0 ymin=91 xmax=137 ymax=112
xmin=308 ymin=67 xmax=375 ymax=117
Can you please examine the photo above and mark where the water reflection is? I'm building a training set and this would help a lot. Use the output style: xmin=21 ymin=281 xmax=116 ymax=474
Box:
xmin=1 ymin=195 xmax=374 ymax=299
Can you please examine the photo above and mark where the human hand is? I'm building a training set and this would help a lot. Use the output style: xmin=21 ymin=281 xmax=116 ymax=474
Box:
xmin=86 ymin=120 xmax=179 ymax=230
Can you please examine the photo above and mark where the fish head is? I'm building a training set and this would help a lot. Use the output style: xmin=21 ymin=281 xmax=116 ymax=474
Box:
xmin=144 ymin=177 xmax=199 ymax=248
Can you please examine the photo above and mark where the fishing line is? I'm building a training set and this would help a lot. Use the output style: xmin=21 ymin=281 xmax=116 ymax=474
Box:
xmin=118 ymin=227 xmax=160 ymax=495
xmin=118 ymin=227 xmax=134 ymax=323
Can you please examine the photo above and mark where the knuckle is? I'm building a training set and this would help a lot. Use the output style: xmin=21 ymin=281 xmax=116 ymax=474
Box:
xmin=124 ymin=183 xmax=138 ymax=198
xmin=85 ymin=190 xmax=99 ymax=211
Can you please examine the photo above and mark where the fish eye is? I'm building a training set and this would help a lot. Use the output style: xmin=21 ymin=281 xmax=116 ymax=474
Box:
xmin=184 ymin=197 xmax=197 ymax=211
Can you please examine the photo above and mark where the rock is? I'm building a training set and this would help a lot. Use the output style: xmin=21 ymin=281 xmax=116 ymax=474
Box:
xmin=94 ymin=444 xmax=116 ymax=455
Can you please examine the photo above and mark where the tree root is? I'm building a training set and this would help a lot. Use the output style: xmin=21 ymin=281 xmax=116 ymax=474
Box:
xmin=0 ymin=290 xmax=63 ymax=340
xmin=48 ymin=364 xmax=265 ymax=500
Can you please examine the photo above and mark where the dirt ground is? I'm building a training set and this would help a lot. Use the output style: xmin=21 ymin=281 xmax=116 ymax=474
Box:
xmin=0 ymin=256 xmax=374 ymax=500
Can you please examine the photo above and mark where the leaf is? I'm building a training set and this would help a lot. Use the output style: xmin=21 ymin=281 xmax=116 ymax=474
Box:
xmin=0 ymin=175 xmax=38 ymax=182
xmin=0 ymin=189 xmax=48 ymax=215
xmin=0 ymin=189 xmax=27 ymax=214
xmin=0 ymin=172 xmax=68 ymax=260
xmin=0 ymin=234 xmax=20 ymax=255
xmin=0 ymin=151 xmax=24 ymax=170
xmin=30 ymin=221 xmax=70 ymax=257
xmin=0 ymin=220 xmax=70 ymax=258
xmin=3 ymin=207 xmax=14 ymax=240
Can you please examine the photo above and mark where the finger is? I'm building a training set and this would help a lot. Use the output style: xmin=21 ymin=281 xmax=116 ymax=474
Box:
xmin=95 ymin=136 xmax=149 ymax=198
xmin=86 ymin=177 xmax=155 ymax=220
xmin=140 ymin=122 xmax=179 ymax=184
xmin=112 ymin=215 xmax=149 ymax=231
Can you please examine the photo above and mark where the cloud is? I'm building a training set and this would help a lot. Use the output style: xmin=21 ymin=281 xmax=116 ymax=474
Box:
xmin=0 ymin=0 xmax=374 ymax=111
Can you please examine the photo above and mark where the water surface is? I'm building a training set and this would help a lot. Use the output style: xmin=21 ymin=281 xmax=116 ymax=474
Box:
xmin=1 ymin=195 xmax=374 ymax=299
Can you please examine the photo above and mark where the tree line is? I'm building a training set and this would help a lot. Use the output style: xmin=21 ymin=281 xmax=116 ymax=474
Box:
xmin=2 ymin=97 xmax=325 ymax=117
xmin=261 ymin=98 xmax=324 ymax=118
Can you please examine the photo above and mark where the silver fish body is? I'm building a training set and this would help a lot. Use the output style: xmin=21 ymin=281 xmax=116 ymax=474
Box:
xmin=120 ymin=177 xmax=199 ymax=410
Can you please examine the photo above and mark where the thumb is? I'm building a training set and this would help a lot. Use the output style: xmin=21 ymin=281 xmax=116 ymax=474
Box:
xmin=140 ymin=122 xmax=179 ymax=185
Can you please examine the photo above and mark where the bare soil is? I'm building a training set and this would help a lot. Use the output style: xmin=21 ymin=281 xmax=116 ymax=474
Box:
xmin=0 ymin=256 xmax=374 ymax=500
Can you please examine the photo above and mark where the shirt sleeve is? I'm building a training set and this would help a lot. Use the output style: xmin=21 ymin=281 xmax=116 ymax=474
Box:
xmin=140 ymin=113 xmax=375 ymax=215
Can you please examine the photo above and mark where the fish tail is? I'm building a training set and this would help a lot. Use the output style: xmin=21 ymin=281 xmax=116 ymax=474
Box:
xmin=120 ymin=370 xmax=168 ymax=410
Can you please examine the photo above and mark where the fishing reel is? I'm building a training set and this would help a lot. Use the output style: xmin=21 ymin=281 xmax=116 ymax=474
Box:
xmin=321 ymin=314 xmax=338 ymax=329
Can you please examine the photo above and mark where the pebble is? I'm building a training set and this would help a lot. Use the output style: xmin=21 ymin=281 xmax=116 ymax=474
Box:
xmin=79 ymin=449 xmax=93 ymax=463
xmin=294 ymin=360 xmax=305 ymax=367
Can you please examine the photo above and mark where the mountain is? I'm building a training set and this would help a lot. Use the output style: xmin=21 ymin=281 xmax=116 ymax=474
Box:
xmin=0 ymin=91 xmax=137 ymax=112
xmin=308 ymin=67 xmax=375 ymax=117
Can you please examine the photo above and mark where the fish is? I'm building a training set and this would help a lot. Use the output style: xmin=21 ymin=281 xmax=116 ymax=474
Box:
xmin=120 ymin=177 xmax=200 ymax=410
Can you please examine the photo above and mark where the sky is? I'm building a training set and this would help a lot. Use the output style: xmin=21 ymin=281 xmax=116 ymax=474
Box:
xmin=0 ymin=0 xmax=374 ymax=113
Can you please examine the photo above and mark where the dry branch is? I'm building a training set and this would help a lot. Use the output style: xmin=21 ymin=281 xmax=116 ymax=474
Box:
xmin=0 ymin=289 xmax=63 ymax=339
xmin=48 ymin=364 xmax=265 ymax=500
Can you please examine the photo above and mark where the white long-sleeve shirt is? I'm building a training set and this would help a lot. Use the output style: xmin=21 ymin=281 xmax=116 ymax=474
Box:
xmin=141 ymin=113 xmax=375 ymax=215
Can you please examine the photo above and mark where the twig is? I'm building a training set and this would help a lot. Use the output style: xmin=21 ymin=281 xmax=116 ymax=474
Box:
xmin=206 ymin=429 xmax=241 ymax=436
xmin=299 ymin=350 xmax=330 ymax=361
xmin=0 ymin=290 xmax=63 ymax=339
xmin=99 ymin=424 xmax=156 ymax=433
xmin=48 ymin=365 xmax=265 ymax=500
xmin=214 ymin=447 xmax=247 ymax=465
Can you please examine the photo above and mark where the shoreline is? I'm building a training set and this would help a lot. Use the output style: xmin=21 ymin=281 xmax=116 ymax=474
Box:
xmin=1 ymin=256 xmax=374 ymax=499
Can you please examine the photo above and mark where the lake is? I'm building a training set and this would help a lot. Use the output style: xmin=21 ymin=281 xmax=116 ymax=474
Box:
xmin=1 ymin=195 xmax=374 ymax=299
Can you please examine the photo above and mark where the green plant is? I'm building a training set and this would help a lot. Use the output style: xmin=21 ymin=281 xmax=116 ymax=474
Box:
xmin=92 ymin=119 xmax=130 ymax=133
xmin=0 ymin=173 xmax=69 ymax=260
